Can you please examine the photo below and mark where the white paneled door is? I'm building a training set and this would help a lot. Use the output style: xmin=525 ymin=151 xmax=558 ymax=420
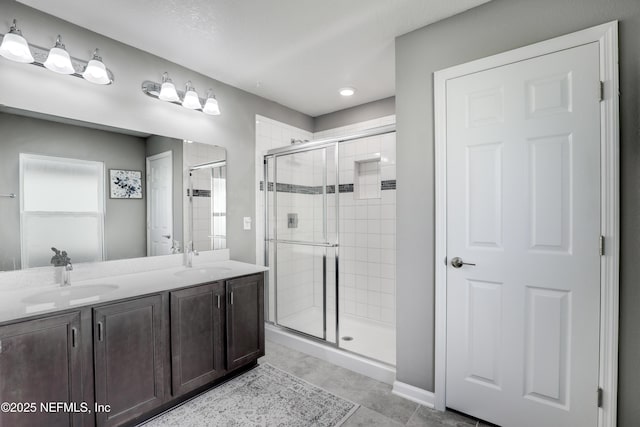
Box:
xmin=147 ymin=151 xmax=173 ymax=256
xmin=445 ymin=43 xmax=601 ymax=426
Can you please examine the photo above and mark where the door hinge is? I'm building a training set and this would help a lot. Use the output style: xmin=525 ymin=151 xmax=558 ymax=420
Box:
xmin=599 ymin=81 xmax=605 ymax=102
xmin=600 ymin=235 xmax=605 ymax=256
xmin=597 ymin=387 xmax=604 ymax=408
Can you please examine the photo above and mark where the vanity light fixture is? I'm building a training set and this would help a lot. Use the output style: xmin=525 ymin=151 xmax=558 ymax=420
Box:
xmin=0 ymin=18 xmax=114 ymax=84
xmin=159 ymin=72 xmax=180 ymax=102
xmin=43 ymin=35 xmax=75 ymax=75
xmin=203 ymin=90 xmax=221 ymax=116
xmin=141 ymin=74 xmax=222 ymax=116
xmin=0 ymin=19 xmax=34 ymax=63
xmin=82 ymin=49 xmax=110 ymax=85
xmin=182 ymin=81 xmax=202 ymax=110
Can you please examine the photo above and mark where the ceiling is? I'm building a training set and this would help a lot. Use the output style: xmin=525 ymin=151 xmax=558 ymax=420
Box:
xmin=18 ymin=0 xmax=489 ymax=117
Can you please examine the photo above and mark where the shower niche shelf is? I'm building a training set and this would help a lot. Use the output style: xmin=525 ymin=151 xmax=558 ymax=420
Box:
xmin=354 ymin=156 xmax=381 ymax=200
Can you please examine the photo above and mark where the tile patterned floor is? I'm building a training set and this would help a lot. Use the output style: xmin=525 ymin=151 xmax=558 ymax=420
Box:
xmin=260 ymin=340 xmax=492 ymax=427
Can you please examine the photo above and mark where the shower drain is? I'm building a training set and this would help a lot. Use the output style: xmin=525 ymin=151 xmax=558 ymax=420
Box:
xmin=341 ymin=336 xmax=354 ymax=341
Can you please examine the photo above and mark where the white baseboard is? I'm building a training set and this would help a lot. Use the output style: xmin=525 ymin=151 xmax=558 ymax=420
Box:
xmin=392 ymin=381 xmax=435 ymax=408
xmin=265 ymin=323 xmax=396 ymax=385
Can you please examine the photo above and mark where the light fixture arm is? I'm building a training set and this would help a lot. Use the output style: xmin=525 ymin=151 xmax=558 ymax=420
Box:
xmin=9 ymin=19 xmax=22 ymax=35
xmin=53 ymin=35 xmax=65 ymax=49
xmin=91 ymin=48 xmax=102 ymax=61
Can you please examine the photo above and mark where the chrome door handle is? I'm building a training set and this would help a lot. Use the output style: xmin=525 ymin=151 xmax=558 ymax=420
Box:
xmin=451 ymin=257 xmax=476 ymax=268
xmin=162 ymin=235 xmax=171 ymax=239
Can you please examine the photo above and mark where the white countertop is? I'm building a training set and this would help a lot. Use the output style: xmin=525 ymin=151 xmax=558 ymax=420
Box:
xmin=0 ymin=260 xmax=268 ymax=324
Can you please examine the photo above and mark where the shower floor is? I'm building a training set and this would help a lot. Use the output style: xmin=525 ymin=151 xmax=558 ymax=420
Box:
xmin=278 ymin=306 xmax=396 ymax=366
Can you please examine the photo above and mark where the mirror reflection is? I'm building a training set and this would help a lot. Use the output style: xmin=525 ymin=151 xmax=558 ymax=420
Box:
xmin=185 ymin=143 xmax=227 ymax=252
xmin=0 ymin=109 xmax=226 ymax=271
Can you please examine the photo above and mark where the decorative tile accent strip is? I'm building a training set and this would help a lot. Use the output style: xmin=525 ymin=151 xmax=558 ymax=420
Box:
xmin=339 ymin=184 xmax=355 ymax=193
xmin=187 ymin=189 xmax=211 ymax=197
xmin=259 ymin=180 xmax=395 ymax=194
xmin=381 ymin=180 xmax=396 ymax=190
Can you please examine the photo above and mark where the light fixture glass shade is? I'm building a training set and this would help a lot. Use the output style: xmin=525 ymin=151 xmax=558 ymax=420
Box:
xmin=159 ymin=81 xmax=179 ymax=102
xmin=182 ymin=82 xmax=202 ymax=110
xmin=0 ymin=32 xmax=34 ymax=63
xmin=158 ymin=72 xmax=179 ymax=102
xmin=203 ymin=95 xmax=220 ymax=115
xmin=83 ymin=59 xmax=109 ymax=84
xmin=82 ymin=49 xmax=110 ymax=84
xmin=43 ymin=36 xmax=74 ymax=75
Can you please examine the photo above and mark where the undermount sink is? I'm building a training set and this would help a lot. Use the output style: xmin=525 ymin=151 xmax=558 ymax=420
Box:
xmin=22 ymin=284 xmax=119 ymax=305
xmin=174 ymin=266 xmax=233 ymax=279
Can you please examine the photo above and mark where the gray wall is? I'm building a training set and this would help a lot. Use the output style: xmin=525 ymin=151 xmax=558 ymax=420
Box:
xmin=395 ymin=0 xmax=640 ymax=424
xmin=0 ymin=112 xmax=147 ymax=268
xmin=145 ymin=135 xmax=184 ymax=249
xmin=313 ymin=96 xmax=395 ymax=132
xmin=0 ymin=0 xmax=313 ymax=264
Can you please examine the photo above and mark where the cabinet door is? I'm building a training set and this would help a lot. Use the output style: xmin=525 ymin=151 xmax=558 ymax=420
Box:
xmin=0 ymin=312 xmax=83 ymax=427
xmin=171 ymin=282 xmax=225 ymax=396
xmin=94 ymin=295 xmax=165 ymax=427
xmin=226 ymin=274 xmax=265 ymax=370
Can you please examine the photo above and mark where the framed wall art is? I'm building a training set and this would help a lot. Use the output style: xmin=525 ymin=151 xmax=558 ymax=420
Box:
xmin=109 ymin=169 xmax=143 ymax=199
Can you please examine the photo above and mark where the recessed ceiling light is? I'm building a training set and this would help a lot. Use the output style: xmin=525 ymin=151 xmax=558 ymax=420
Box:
xmin=339 ymin=87 xmax=355 ymax=97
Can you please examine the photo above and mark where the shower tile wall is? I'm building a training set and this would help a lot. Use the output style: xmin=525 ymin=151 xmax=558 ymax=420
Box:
xmin=316 ymin=117 xmax=396 ymax=326
xmin=256 ymin=115 xmax=396 ymax=328
xmin=256 ymin=117 xmax=314 ymax=322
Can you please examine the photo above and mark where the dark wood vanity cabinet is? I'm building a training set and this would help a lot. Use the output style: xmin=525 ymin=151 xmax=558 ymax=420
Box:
xmin=170 ymin=274 xmax=266 ymax=395
xmin=93 ymin=295 xmax=166 ymax=427
xmin=0 ymin=272 xmax=264 ymax=427
xmin=0 ymin=312 xmax=85 ymax=427
xmin=226 ymin=274 xmax=265 ymax=370
xmin=170 ymin=282 xmax=226 ymax=396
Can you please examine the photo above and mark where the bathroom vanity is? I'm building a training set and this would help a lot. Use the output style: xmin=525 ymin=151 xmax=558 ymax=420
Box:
xmin=0 ymin=261 xmax=266 ymax=427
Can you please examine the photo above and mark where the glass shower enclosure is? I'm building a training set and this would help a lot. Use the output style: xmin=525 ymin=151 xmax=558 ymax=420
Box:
xmin=264 ymin=124 xmax=397 ymax=364
xmin=265 ymin=144 xmax=338 ymax=343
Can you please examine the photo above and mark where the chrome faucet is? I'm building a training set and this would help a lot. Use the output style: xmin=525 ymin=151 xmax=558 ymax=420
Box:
xmin=170 ymin=240 xmax=182 ymax=254
xmin=186 ymin=241 xmax=199 ymax=268
xmin=51 ymin=247 xmax=72 ymax=287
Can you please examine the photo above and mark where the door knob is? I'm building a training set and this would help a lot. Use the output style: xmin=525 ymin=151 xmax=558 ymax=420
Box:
xmin=162 ymin=234 xmax=171 ymax=239
xmin=451 ymin=257 xmax=476 ymax=268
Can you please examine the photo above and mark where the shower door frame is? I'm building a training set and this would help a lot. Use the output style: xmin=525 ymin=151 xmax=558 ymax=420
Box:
xmin=264 ymin=124 xmax=396 ymax=349
xmin=265 ymin=144 xmax=339 ymax=343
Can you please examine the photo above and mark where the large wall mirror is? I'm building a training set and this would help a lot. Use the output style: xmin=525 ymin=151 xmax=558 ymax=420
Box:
xmin=0 ymin=107 xmax=226 ymax=272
